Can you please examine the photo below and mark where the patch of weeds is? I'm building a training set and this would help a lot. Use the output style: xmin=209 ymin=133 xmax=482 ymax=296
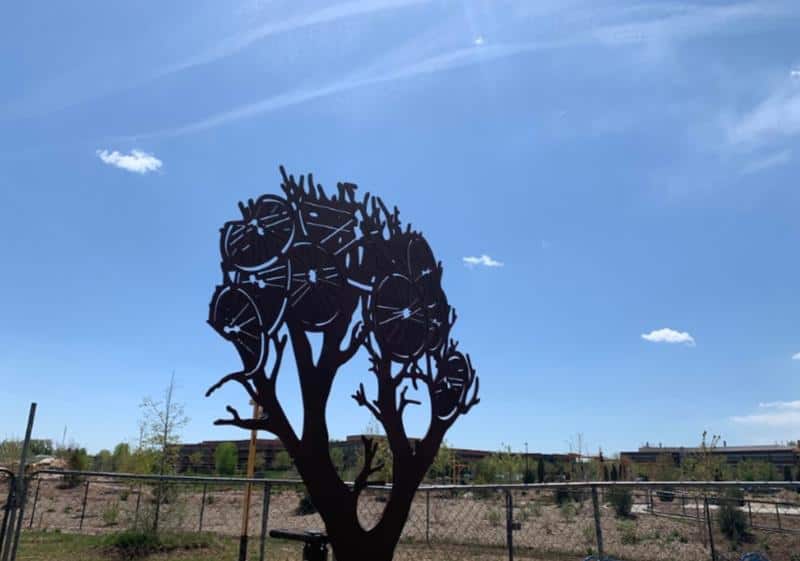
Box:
xmin=102 ymin=501 xmax=120 ymax=527
xmin=666 ymin=529 xmax=688 ymax=544
xmin=581 ymin=524 xmax=595 ymax=546
xmin=617 ymin=520 xmax=638 ymax=545
xmin=487 ymin=509 xmax=501 ymax=527
xmin=560 ymin=501 xmax=576 ymax=523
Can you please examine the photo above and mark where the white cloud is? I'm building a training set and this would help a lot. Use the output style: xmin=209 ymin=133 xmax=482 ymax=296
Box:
xmin=793 ymin=352 xmax=800 ymax=361
xmin=732 ymin=400 xmax=800 ymax=426
xmin=97 ymin=149 xmax=162 ymax=174
xmin=758 ymin=400 xmax=800 ymax=410
xmin=641 ymin=328 xmax=695 ymax=346
xmin=473 ymin=36 xmax=485 ymax=46
xmin=792 ymin=69 xmax=800 ymax=78
xmin=740 ymin=149 xmax=792 ymax=174
xmin=463 ymin=254 xmax=504 ymax=268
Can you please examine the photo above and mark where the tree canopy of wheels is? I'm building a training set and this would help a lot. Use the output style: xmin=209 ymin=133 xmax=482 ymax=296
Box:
xmin=206 ymin=167 xmax=480 ymax=561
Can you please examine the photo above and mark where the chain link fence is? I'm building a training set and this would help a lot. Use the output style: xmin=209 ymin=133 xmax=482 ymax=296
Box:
xmin=8 ymin=470 xmax=800 ymax=561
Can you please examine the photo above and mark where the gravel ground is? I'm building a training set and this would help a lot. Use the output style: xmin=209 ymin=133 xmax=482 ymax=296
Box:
xmin=9 ymin=478 xmax=800 ymax=561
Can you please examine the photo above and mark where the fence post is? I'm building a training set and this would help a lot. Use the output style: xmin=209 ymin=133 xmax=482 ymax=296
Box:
xmin=153 ymin=476 xmax=163 ymax=533
xmin=0 ymin=478 xmax=13 ymax=557
xmin=79 ymin=481 xmax=90 ymax=531
xmin=198 ymin=483 xmax=207 ymax=532
xmin=774 ymin=503 xmax=781 ymax=530
xmin=134 ymin=484 xmax=142 ymax=528
xmin=425 ymin=489 xmax=430 ymax=546
xmin=1 ymin=403 xmax=36 ymax=561
xmin=505 ymin=489 xmax=514 ymax=561
xmin=258 ymin=483 xmax=271 ymax=561
xmin=695 ymin=496 xmax=706 ymax=546
xmin=591 ymin=485 xmax=604 ymax=560
xmin=27 ymin=480 xmax=41 ymax=529
xmin=747 ymin=500 xmax=753 ymax=528
xmin=703 ymin=496 xmax=716 ymax=561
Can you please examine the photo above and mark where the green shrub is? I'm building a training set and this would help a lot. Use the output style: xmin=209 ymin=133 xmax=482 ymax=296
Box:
xmin=106 ymin=530 xmax=160 ymax=558
xmin=214 ymin=443 xmax=238 ymax=476
xmin=487 ymin=509 xmax=501 ymax=527
xmin=295 ymin=494 xmax=317 ymax=516
xmin=553 ymin=487 xmax=571 ymax=505
xmin=656 ymin=487 xmax=675 ymax=502
xmin=718 ymin=490 xmax=748 ymax=543
xmin=607 ymin=487 xmax=633 ymax=518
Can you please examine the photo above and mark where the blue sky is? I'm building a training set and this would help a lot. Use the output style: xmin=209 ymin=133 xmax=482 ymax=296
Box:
xmin=1 ymin=0 xmax=799 ymax=456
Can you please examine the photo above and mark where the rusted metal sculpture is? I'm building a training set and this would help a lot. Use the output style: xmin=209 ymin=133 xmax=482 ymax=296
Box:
xmin=207 ymin=167 xmax=480 ymax=561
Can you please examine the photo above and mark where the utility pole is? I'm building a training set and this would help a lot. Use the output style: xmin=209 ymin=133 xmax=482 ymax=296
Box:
xmin=239 ymin=400 xmax=260 ymax=561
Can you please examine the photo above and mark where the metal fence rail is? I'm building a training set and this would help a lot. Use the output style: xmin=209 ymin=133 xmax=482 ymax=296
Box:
xmin=9 ymin=470 xmax=800 ymax=561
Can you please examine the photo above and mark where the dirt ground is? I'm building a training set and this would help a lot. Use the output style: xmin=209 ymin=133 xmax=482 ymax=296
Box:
xmin=8 ymin=477 xmax=800 ymax=561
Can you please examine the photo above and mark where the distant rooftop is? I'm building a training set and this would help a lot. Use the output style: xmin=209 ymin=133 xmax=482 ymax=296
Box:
xmin=637 ymin=444 xmax=797 ymax=453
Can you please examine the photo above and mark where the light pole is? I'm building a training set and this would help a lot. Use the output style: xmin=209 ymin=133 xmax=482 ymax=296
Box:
xmin=525 ymin=441 xmax=529 ymax=481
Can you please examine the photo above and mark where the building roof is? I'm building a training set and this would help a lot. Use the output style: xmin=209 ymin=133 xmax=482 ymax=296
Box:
xmin=632 ymin=444 xmax=797 ymax=454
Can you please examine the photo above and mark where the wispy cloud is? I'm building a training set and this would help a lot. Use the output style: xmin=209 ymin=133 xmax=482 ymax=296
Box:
xmin=135 ymin=40 xmax=563 ymax=138
xmin=115 ymin=0 xmax=793 ymax=141
xmin=97 ymin=149 xmax=162 ymax=174
xmin=731 ymin=400 xmax=800 ymax=426
xmin=463 ymin=255 xmax=504 ymax=268
xmin=641 ymin=328 xmax=695 ymax=346
xmin=740 ymin=149 xmax=792 ymax=174
xmin=727 ymin=83 xmax=800 ymax=148
xmin=161 ymin=0 xmax=429 ymax=76
xmin=793 ymin=352 xmax=800 ymax=361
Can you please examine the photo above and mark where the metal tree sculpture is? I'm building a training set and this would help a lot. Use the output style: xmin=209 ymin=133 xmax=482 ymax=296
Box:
xmin=207 ymin=167 xmax=480 ymax=561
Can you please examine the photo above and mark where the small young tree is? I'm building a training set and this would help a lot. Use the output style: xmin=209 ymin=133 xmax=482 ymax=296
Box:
xmin=139 ymin=373 xmax=189 ymax=530
xmin=139 ymin=373 xmax=189 ymax=475
xmin=206 ymin=169 xmax=480 ymax=561
xmin=214 ymin=442 xmax=238 ymax=476
xmin=112 ymin=443 xmax=131 ymax=473
xmin=272 ymin=450 xmax=292 ymax=471
xmin=537 ymin=457 xmax=546 ymax=483
xmin=428 ymin=440 xmax=454 ymax=482
xmin=93 ymin=449 xmax=113 ymax=472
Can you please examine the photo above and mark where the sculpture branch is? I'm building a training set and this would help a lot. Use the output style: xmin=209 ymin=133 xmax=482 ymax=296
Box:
xmin=338 ymin=321 xmax=367 ymax=365
xmin=352 ymin=383 xmax=382 ymax=422
xmin=213 ymin=405 xmax=268 ymax=432
xmin=205 ymin=371 xmax=259 ymax=403
xmin=353 ymin=436 xmax=384 ymax=496
xmin=398 ymin=386 xmax=422 ymax=416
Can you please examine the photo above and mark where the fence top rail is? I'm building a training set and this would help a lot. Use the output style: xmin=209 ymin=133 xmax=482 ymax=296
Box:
xmin=30 ymin=469 xmax=300 ymax=485
xmin=27 ymin=469 xmax=800 ymax=493
xmin=416 ymin=480 xmax=800 ymax=492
